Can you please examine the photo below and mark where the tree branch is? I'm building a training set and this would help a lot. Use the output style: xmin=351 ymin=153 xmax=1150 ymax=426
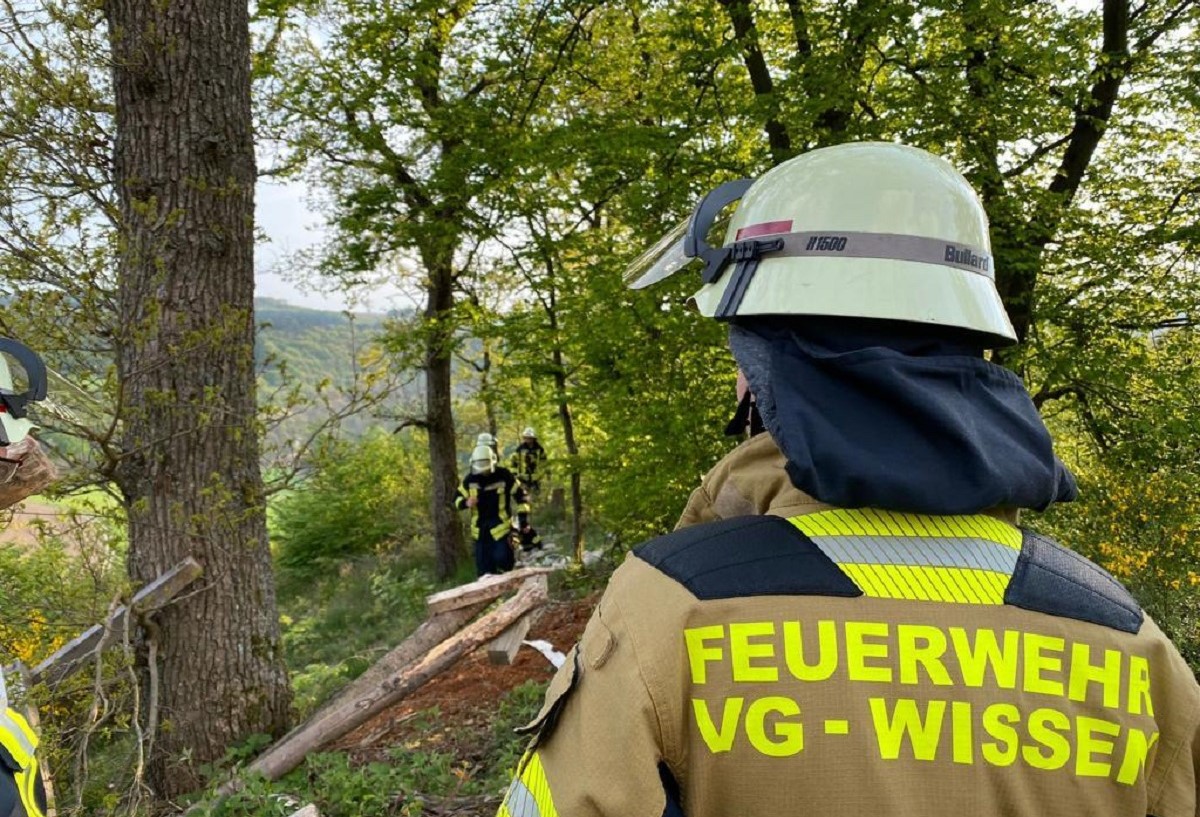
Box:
xmin=1046 ymin=0 xmax=1130 ymax=204
xmin=718 ymin=0 xmax=793 ymax=163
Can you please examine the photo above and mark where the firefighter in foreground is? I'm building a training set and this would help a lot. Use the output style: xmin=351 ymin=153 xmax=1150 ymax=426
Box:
xmin=497 ymin=143 xmax=1199 ymax=817
xmin=0 ymin=339 xmax=57 ymax=817
xmin=457 ymin=444 xmax=526 ymax=576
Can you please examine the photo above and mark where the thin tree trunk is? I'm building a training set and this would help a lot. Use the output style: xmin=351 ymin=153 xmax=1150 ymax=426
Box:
xmin=426 ymin=260 xmax=466 ymax=579
xmin=551 ymin=349 xmax=583 ymax=560
xmin=106 ymin=0 xmax=291 ymax=798
xmin=481 ymin=341 xmax=498 ymax=437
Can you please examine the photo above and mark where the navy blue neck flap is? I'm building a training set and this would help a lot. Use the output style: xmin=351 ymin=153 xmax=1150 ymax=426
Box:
xmin=728 ymin=319 xmax=1078 ymax=515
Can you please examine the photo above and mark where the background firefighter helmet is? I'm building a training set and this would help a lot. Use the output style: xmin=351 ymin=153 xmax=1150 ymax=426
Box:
xmin=625 ymin=142 xmax=1017 ymax=347
xmin=469 ymin=445 xmax=496 ymax=474
xmin=522 ymin=427 xmax=535 ymax=439
xmin=0 ymin=339 xmax=47 ymax=447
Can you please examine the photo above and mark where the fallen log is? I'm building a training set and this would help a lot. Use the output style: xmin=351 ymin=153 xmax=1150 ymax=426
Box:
xmin=232 ymin=575 xmax=550 ymax=788
xmin=425 ymin=567 xmax=553 ymax=615
xmin=297 ymin=601 xmax=487 ymax=732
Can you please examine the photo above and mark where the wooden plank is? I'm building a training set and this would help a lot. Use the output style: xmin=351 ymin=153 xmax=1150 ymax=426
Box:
xmin=425 ymin=567 xmax=553 ymax=615
xmin=27 ymin=557 xmax=203 ymax=687
xmin=487 ymin=613 xmax=531 ymax=665
xmin=230 ymin=576 xmax=550 ymax=789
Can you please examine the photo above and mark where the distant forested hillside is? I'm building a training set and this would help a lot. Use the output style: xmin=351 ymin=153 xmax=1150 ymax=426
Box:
xmin=255 ymin=297 xmax=420 ymax=445
xmin=256 ymin=297 xmax=386 ymax=390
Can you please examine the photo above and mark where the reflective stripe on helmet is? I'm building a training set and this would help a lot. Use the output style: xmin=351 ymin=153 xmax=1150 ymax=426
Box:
xmin=726 ymin=230 xmax=993 ymax=279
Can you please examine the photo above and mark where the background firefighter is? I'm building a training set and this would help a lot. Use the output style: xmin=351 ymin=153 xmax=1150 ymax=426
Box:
xmin=455 ymin=444 xmax=523 ymax=577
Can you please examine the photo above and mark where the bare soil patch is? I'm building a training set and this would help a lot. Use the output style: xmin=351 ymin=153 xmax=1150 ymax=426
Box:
xmin=333 ymin=595 xmax=595 ymax=763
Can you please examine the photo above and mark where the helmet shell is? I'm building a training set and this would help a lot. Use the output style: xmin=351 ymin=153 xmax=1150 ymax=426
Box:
xmin=691 ymin=142 xmax=1016 ymax=345
xmin=522 ymin=427 xmax=536 ymax=439
xmin=470 ymin=445 xmax=497 ymax=474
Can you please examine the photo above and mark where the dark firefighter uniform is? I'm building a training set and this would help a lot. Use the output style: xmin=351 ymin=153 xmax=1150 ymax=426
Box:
xmin=456 ymin=465 xmax=525 ymax=576
xmin=515 ymin=494 xmax=543 ymax=552
xmin=1 ymin=709 xmax=47 ymax=817
xmin=512 ymin=439 xmax=548 ymax=493
xmin=497 ymin=436 xmax=1200 ymax=817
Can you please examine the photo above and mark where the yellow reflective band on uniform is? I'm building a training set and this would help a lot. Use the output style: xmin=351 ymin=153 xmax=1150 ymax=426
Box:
xmin=497 ymin=751 xmax=558 ymax=817
xmin=2 ymin=708 xmax=46 ymax=817
xmin=20 ymin=759 xmax=46 ymax=817
xmin=791 ymin=508 xmax=1021 ymax=550
xmin=491 ymin=520 xmax=513 ymax=539
xmin=0 ymin=709 xmax=37 ymax=766
xmin=791 ymin=510 xmax=1021 ymax=604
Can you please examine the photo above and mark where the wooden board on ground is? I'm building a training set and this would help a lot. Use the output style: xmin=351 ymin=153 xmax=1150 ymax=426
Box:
xmin=487 ymin=612 xmax=532 ymax=665
xmin=425 ymin=566 xmax=553 ymax=615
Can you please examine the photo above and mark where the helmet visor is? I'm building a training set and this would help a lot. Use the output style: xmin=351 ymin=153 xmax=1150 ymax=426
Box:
xmin=622 ymin=178 xmax=753 ymax=290
xmin=622 ymin=219 xmax=689 ymax=290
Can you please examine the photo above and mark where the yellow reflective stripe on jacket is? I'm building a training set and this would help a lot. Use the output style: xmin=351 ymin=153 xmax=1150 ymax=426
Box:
xmin=791 ymin=508 xmax=1021 ymax=550
xmin=491 ymin=519 xmax=513 ymax=539
xmin=2 ymin=708 xmax=45 ymax=817
xmin=790 ymin=509 xmax=1022 ymax=604
xmin=0 ymin=708 xmax=37 ymax=766
xmin=20 ymin=759 xmax=45 ymax=817
xmin=498 ymin=751 xmax=558 ymax=817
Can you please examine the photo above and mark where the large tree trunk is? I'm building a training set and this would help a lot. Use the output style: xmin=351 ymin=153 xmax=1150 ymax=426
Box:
xmin=426 ymin=260 xmax=466 ymax=579
xmin=107 ymin=0 xmax=291 ymax=798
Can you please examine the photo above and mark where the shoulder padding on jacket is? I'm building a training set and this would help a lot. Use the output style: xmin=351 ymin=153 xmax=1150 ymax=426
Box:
xmin=633 ymin=516 xmax=863 ymax=601
xmin=1005 ymin=529 xmax=1143 ymax=634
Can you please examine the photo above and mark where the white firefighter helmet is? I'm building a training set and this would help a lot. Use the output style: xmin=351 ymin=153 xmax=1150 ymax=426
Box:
xmin=522 ymin=427 xmax=536 ymax=439
xmin=476 ymin=432 xmax=496 ymax=448
xmin=0 ymin=339 xmax=48 ymax=446
xmin=625 ymin=142 xmax=1016 ymax=346
xmin=470 ymin=444 xmax=497 ymax=474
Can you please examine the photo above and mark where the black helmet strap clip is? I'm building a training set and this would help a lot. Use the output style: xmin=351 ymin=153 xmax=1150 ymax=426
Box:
xmin=684 ymin=178 xmax=754 ymax=284
xmin=714 ymin=237 xmax=784 ymax=319
xmin=682 ymin=176 xmax=787 ymax=318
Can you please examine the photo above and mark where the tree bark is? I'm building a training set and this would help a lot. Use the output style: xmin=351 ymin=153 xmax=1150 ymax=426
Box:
xmin=426 ymin=259 xmax=466 ymax=579
xmin=106 ymin=0 xmax=291 ymax=797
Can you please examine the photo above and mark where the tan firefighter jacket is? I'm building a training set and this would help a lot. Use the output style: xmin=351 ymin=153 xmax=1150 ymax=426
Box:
xmin=498 ymin=438 xmax=1200 ymax=817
